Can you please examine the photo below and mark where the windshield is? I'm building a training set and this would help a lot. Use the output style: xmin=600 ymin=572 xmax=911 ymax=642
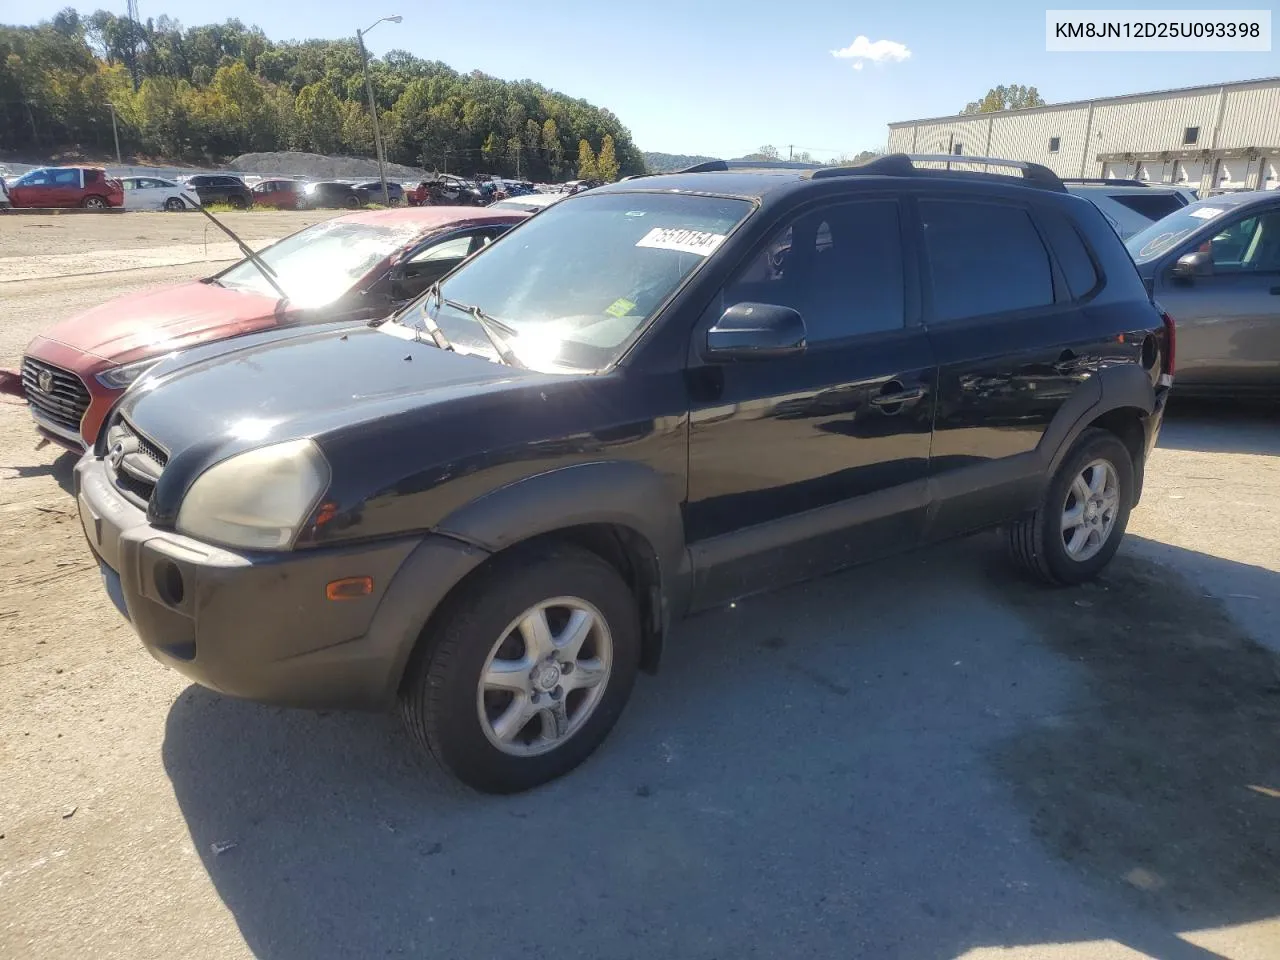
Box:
xmin=217 ymin=218 xmax=424 ymax=307
xmin=1125 ymin=200 xmax=1241 ymax=263
xmin=393 ymin=191 xmax=753 ymax=372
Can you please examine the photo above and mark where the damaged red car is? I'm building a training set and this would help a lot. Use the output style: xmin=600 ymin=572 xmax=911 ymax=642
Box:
xmin=2 ymin=206 xmax=528 ymax=450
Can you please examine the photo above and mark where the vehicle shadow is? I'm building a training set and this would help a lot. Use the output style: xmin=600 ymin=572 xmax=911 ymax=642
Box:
xmin=1159 ymin=398 xmax=1280 ymax=456
xmin=1 ymin=448 xmax=77 ymax=496
xmin=163 ymin=535 xmax=1280 ymax=960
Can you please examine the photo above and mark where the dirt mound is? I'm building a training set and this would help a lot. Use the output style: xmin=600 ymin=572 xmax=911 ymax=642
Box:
xmin=229 ymin=152 xmax=429 ymax=182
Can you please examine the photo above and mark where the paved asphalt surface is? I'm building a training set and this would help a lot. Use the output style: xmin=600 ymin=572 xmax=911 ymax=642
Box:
xmin=1 ymin=215 xmax=1279 ymax=959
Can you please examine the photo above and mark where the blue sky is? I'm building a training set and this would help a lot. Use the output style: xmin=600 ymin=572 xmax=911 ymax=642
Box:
xmin=12 ymin=0 xmax=1280 ymax=158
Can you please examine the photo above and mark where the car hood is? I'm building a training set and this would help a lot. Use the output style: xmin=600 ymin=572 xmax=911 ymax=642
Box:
xmin=40 ymin=280 xmax=281 ymax=362
xmin=119 ymin=323 xmax=546 ymax=465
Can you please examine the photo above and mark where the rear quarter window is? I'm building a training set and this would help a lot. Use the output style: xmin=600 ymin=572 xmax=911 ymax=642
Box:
xmin=1035 ymin=210 xmax=1101 ymax=300
xmin=920 ymin=199 xmax=1054 ymax=323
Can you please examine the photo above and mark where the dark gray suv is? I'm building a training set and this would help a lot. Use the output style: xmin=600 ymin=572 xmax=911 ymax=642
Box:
xmin=1127 ymin=190 xmax=1280 ymax=398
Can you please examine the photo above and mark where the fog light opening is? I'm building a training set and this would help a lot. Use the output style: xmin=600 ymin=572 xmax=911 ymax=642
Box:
xmin=155 ymin=561 xmax=185 ymax=607
xmin=326 ymin=576 xmax=374 ymax=601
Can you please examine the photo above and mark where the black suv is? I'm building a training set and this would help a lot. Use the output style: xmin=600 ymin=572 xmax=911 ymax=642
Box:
xmin=184 ymin=174 xmax=253 ymax=209
xmin=75 ymin=155 xmax=1172 ymax=793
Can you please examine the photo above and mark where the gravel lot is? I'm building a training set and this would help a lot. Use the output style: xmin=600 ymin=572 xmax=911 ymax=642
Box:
xmin=2 ymin=213 xmax=1279 ymax=960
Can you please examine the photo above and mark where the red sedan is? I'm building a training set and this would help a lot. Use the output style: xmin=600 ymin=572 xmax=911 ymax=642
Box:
xmin=3 ymin=207 xmax=528 ymax=450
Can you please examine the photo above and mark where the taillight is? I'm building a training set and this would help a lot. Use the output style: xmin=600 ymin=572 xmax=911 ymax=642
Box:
xmin=1160 ymin=309 xmax=1176 ymax=378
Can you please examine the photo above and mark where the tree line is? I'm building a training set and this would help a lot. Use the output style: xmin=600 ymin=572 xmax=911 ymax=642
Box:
xmin=0 ymin=8 xmax=645 ymax=180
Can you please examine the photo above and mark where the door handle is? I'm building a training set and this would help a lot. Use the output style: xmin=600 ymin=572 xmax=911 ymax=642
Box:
xmin=869 ymin=386 xmax=925 ymax=407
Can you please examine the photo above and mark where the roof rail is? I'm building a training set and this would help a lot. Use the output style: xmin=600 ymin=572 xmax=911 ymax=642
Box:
xmin=1060 ymin=177 xmax=1148 ymax=187
xmin=808 ymin=153 xmax=1066 ymax=192
xmin=677 ymin=159 xmax=826 ymax=173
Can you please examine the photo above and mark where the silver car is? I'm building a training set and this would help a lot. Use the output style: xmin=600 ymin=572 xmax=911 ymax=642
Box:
xmin=1126 ymin=190 xmax=1280 ymax=398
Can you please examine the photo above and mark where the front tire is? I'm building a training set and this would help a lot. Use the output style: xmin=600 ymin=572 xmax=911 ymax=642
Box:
xmin=81 ymin=195 xmax=108 ymax=209
xmin=163 ymin=197 xmax=184 ymax=212
xmin=228 ymin=195 xmax=247 ymax=210
xmin=399 ymin=544 xmax=640 ymax=793
xmin=1006 ymin=428 xmax=1134 ymax=585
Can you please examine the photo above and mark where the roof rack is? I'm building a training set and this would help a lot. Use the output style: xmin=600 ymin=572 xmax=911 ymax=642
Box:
xmin=807 ymin=153 xmax=1066 ymax=192
xmin=1060 ymin=177 xmax=1148 ymax=187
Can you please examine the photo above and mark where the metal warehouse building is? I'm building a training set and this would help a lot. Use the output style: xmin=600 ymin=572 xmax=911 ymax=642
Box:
xmin=887 ymin=76 xmax=1280 ymax=194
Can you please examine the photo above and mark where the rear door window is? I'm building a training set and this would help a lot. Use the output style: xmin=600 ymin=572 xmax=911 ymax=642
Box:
xmin=52 ymin=169 xmax=80 ymax=187
xmin=920 ymin=200 xmax=1054 ymax=323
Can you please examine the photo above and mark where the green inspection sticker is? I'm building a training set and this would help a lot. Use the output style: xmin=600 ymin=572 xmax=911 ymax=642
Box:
xmin=605 ymin=298 xmax=636 ymax=317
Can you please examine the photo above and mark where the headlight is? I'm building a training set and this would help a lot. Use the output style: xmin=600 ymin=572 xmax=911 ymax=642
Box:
xmin=175 ymin=439 xmax=330 ymax=551
xmin=96 ymin=358 xmax=161 ymax=390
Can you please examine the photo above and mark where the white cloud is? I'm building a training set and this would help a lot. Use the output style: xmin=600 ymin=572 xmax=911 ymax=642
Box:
xmin=830 ymin=36 xmax=912 ymax=70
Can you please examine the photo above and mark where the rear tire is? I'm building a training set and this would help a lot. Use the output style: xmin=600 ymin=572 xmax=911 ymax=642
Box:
xmin=344 ymin=194 xmax=360 ymax=209
xmin=81 ymin=195 xmax=108 ymax=209
xmin=1006 ymin=428 xmax=1134 ymax=585
xmin=399 ymin=543 xmax=640 ymax=793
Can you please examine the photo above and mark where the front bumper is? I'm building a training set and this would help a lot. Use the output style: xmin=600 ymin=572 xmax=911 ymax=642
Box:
xmin=75 ymin=456 xmax=486 ymax=710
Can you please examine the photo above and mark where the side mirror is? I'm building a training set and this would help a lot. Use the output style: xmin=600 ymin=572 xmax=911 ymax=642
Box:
xmin=705 ymin=302 xmax=806 ymax=361
xmin=1173 ymin=250 xmax=1213 ymax=281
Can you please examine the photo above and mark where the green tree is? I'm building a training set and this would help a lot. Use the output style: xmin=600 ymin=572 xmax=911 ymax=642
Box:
xmin=596 ymin=133 xmax=619 ymax=181
xmin=293 ymin=79 xmax=342 ymax=152
xmin=541 ymin=118 xmax=563 ymax=178
xmin=481 ymin=130 xmax=501 ymax=170
xmin=577 ymin=138 xmax=597 ymax=179
xmin=962 ymin=84 xmax=1046 ymax=114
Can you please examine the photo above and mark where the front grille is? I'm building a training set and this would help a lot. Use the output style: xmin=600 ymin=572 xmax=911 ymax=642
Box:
xmin=21 ymin=357 xmax=90 ymax=434
xmin=105 ymin=416 xmax=169 ymax=506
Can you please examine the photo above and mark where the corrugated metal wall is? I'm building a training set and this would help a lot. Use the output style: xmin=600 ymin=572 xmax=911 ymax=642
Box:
xmin=1219 ymin=83 xmax=1280 ymax=147
xmin=887 ymin=80 xmax=1280 ymax=181
xmin=988 ymin=106 xmax=1091 ymax=177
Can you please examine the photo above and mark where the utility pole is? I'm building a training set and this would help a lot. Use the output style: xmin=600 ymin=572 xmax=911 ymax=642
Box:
xmin=788 ymin=144 xmax=794 ymax=161
xmin=108 ymin=103 xmax=122 ymax=165
xmin=356 ymin=15 xmax=402 ymax=207
xmin=514 ymin=143 xmax=521 ymax=178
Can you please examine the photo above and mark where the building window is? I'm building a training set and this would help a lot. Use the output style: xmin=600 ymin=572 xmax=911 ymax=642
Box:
xmin=1048 ymin=137 xmax=1061 ymax=153
xmin=952 ymin=142 xmax=964 ymax=156
xmin=1183 ymin=126 xmax=1200 ymax=145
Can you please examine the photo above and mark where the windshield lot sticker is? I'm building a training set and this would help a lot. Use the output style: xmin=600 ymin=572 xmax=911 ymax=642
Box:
xmin=636 ymin=227 xmax=727 ymax=256
xmin=1188 ymin=207 xmax=1225 ymax=220
xmin=605 ymin=298 xmax=637 ymax=318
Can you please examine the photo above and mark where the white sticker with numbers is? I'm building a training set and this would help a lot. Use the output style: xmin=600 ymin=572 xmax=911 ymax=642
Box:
xmin=635 ymin=227 xmax=727 ymax=256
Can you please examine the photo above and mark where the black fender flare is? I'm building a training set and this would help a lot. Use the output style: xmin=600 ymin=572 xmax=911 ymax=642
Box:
xmin=1039 ymin=362 xmax=1156 ymax=487
xmin=434 ymin=460 xmax=690 ymax=665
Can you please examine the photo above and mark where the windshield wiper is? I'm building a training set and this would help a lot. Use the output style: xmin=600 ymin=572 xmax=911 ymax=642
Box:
xmin=441 ymin=297 xmax=526 ymax=369
xmin=415 ymin=287 xmax=454 ymax=353
xmin=181 ymin=196 xmax=289 ymax=302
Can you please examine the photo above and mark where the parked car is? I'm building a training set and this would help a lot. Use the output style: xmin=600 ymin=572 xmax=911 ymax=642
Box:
xmin=250 ymin=178 xmax=305 ymax=209
xmin=302 ymin=181 xmax=369 ymax=209
xmin=1063 ymin=180 xmax=1190 ymax=239
xmin=408 ymin=175 xmax=485 ymax=206
xmin=184 ymin=174 xmax=254 ymax=209
xmin=0 ymin=174 xmax=9 ymax=209
xmin=119 ymin=176 xmax=201 ymax=211
xmin=6 ymin=166 xmax=123 ymax=209
xmin=70 ymin=154 xmax=1171 ymax=793
xmin=488 ymin=192 xmax=565 ymax=214
xmin=561 ymin=179 xmax=603 ymax=195
xmin=3 ymin=207 xmax=528 ymax=449
xmin=1125 ymin=190 xmax=1280 ymax=397
xmin=354 ymin=181 xmax=406 ymax=206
